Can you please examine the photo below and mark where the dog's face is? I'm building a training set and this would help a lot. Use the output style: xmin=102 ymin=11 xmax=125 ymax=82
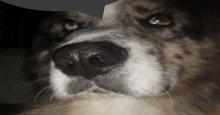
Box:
xmin=33 ymin=0 xmax=220 ymax=99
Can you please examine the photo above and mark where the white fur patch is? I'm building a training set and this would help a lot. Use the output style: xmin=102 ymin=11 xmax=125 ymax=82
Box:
xmin=122 ymin=41 xmax=164 ymax=96
xmin=49 ymin=62 xmax=72 ymax=98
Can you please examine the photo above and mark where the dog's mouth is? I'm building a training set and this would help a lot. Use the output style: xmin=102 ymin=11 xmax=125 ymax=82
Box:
xmin=73 ymin=85 xmax=127 ymax=99
xmin=91 ymin=88 xmax=108 ymax=94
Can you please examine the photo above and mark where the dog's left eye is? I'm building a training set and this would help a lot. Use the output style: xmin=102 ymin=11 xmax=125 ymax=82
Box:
xmin=64 ymin=20 xmax=79 ymax=31
xmin=149 ymin=14 xmax=172 ymax=25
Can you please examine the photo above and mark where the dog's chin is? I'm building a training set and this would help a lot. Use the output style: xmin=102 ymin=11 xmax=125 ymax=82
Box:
xmin=64 ymin=86 xmax=168 ymax=100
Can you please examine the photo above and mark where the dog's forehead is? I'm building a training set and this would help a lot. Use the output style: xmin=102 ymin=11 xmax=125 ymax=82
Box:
xmin=101 ymin=0 xmax=167 ymax=20
xmin=63 ymin=0 xmax=169 ymax=25
xmin=124 ymin=0 xmax=165 ymax=9
xmin=122 ymin=0 xmax=174 ymax=18
xmin=63 ymin=11 xmax=100 ymax=24
xmin=99 ymin=0 xmax=170 ymax=26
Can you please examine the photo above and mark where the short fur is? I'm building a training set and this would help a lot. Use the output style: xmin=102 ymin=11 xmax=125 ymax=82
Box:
xmin=21 ymin=0 xmax=220 ymax=115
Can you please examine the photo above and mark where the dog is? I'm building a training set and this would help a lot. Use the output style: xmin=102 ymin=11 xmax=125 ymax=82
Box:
xmin=21 ymin=0 xmax=220 ymax=114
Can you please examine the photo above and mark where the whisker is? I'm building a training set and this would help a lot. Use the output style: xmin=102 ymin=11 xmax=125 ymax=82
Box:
xmin=34 ymin=85 xmax=52 ymax=102
xmin=128 ymin=93 xmax=155 ymax=115
xmin=28 ymin=77 xmax=49 ymax=86
xmin=129 ymin=84 xmax=154 ymax=104
xmin=164 ymin=91 xmax=174 ymax=107
xmin=49 ymin=93 xmax=56 ymax=102
xmin=44 ymin=86 xmax=53 ymax=95
xmin=129 ymin=77 xmax=174 ymax=108
xmin=38 ymin=71 xmax=49 ymax=75
xmin=129 ymin=83 xmax=164 ymax=109
xmin=160 ymin=86 xmax=174 ymax=108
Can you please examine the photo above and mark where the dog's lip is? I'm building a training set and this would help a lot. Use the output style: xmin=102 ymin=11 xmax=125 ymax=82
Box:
xmin=91 ymin=88 xmax=108 ymax=94
xmin=89 ymin=86 xmax=112 ymax=94
xmin=73 ymin=86 xmax=127 ymax=99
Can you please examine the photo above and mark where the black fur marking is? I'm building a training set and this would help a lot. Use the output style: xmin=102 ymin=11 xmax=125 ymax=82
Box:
xmin=174 ymin=54 xmax=183 ymax=59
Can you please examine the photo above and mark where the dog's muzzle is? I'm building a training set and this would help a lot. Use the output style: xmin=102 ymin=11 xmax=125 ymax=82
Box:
xmin=52 ymin=41 xmax=128 ymax=79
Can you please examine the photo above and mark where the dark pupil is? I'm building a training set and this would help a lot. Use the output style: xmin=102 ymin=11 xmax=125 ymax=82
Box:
xmin=154 ymin=15 xmax=170 ymax=23
xmin=67 ymin=21 xmax=75 ymax=26
xmin=155 ymin=16 xmax=165 ymax=21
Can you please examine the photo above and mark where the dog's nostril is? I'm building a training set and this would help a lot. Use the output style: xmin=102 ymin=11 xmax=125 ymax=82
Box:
xmin=88 ymin=54 xmax=118 ymax=68
xmin=88 ymin=55 xmax=107 ymax=67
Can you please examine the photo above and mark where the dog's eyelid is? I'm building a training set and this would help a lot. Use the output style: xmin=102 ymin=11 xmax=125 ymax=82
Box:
xmin=61 ymin=18 xmax=80 ymax=31
xmin=64 ymin=21 xmax=79 ymax=31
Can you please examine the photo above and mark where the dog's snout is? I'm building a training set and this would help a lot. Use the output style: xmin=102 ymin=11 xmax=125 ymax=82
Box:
xmin=52 ymin=41 xmax=128 ymax=79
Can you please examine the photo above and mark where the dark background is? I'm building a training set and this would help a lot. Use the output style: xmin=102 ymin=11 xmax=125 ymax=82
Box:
xmin=0 ymin=1 xmax=54 ymax=48
xmin=0 ymin=2 xmax=55 ymax=114
xmin=1 ymin=0 xmax=220 ymax=48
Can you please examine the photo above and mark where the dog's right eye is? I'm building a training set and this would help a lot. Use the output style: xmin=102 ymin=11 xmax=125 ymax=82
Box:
xmin=63 ymin=19 xmax=79 ymax=31
xmin=149 ymin=13 xmax=172 ymax=26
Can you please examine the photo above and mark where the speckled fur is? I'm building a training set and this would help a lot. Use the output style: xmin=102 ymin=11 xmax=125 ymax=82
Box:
xmin=22 ymin=0 xmax=220 ymax=115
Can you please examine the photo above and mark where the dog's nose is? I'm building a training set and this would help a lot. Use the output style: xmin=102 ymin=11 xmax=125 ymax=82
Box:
xmin=52 ymin=41 xmax=128 ymax=79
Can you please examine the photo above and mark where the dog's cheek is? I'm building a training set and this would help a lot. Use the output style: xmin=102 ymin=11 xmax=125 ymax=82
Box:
xmin=163 ymin=38 xmax=220 ymax=88
xmin=119 ymin=42 xmax=166 ymax=96
xmin=162 ymin=40 xmax=203 ymax=84
xmin=181 ymin=39 xmax=220 ymax=80
xmin=163 ymin=42 xmax=183 ymax=71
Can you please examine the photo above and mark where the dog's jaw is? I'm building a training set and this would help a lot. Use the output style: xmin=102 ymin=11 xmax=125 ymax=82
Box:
xmin=67 ymin=97 xmax=164 ymax=115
